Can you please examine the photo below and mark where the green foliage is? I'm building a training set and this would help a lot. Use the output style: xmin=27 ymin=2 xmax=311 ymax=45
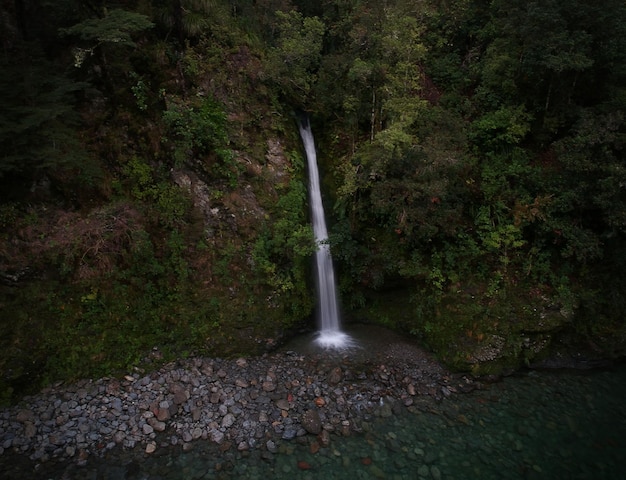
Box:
xmin=162 ymin=97 xmax=236 ymax=182
xmin=2 ymin=0 xmax=626 ymax=394
xmin=0 ymin=203 xmax=19 ymax=230
xmin=470 ymin=107 xmax=532 ymax=152
xmin=59 ymin=8 xmax=154 ymax=50
xmin=163 ymin=99 xmax=227 ymax=158
xmin=122 ymin=156 xmax=192 ymax=228
xmin=0 ymin=54 xmax=97 ymax=182
xmin=266 ymin=10 xmax=326 ymax=106
xmin=322 ymin=0 xmax=626 ymax=373
xmin=153 ymin=0 xmax=219 ymax=41
xmin=123 ymin=156 xmax=157 ymax=200
xmin=129 ymin=72 xmax=150 ymax=111
xmin=251 ymin=153 xmax=315 ymax=318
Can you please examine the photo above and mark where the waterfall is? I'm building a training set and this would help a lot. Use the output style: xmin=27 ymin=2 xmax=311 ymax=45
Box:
xmin=298 ymin=116 xmax=353 ymax=349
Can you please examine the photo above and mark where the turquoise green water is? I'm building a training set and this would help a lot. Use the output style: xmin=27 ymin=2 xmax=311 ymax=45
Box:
xmin=58 ymin=364 xmax=624 ymax=480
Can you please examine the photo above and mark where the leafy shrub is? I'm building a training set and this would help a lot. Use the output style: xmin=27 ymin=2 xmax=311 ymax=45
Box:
xmin=122 ymin=156 xmax=192 ymax=227
xmin=163 ymin=97 xmax=231 ymax=165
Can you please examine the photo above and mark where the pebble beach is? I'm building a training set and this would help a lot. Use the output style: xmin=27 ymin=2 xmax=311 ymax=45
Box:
xmin=0 ymin=328 xmax=479 ymax=476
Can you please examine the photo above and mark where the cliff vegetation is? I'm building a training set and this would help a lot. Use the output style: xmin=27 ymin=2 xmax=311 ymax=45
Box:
xmin=1 ymin=0 xmax=625 ymax=403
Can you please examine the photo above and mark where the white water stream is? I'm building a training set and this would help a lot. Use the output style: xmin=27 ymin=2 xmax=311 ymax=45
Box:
xmin=298 ymin=117 xmax=353 ymax=349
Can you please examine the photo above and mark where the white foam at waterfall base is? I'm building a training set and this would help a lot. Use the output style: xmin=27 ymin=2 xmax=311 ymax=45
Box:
xmin=314 ymin=330 xmax=356 ymax=350
xmin=299 ymin=116 xmax=355 ymax=350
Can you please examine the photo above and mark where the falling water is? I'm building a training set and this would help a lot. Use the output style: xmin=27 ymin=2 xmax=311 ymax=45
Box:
xmin=298 ymin=116 xmax=353 ymax=349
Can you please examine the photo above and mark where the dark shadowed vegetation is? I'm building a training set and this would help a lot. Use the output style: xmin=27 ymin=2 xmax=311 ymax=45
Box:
xmin=1 ymin=0 xmax=625 ymax=403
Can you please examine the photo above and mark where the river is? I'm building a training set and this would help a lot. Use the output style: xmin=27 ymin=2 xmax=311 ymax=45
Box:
xmin=1 ymin=325 xmax=624 ymax=479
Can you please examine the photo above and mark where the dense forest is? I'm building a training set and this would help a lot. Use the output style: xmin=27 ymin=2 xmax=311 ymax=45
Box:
xmin=1 ymin=0 xmax=625 ymax=403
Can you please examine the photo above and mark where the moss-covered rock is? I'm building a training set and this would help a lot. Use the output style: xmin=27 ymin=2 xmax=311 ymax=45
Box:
xmin=350 ymin=281 xmax=587 ymax=376
xmin=425 ymin=284 xmax=579 ymax=375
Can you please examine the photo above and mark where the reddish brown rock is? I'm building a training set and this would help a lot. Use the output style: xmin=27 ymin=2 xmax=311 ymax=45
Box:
xmin=297 ymin=460 xmax=312 ymax=470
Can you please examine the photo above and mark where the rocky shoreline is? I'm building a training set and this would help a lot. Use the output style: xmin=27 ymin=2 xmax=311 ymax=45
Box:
xmin=0 ymin=330 xmax=482 ymax=476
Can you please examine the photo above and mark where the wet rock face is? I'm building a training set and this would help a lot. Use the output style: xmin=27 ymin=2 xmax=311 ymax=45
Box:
xmin=0 ymin=342 xmax=478 ymax=467
xmin=265 ymin=138 xmax=289 ymax=184
xmin=170 ymin=169 xmax=220 ymax=237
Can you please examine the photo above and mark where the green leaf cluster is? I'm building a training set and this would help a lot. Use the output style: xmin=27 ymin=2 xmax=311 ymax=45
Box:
xmin=251 ymin=153 xmax=315 ymax=318
xmin=59 ymin=9 xmax=154 ymax=48
xmin=266 ymin=10 xmax=326 ymax=106
xmin=162 ymin=97 xmax=232 ymax=170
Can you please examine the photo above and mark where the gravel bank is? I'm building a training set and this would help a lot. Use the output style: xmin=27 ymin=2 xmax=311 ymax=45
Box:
xmin=0 ymin=328 xmax=480 ymax=474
